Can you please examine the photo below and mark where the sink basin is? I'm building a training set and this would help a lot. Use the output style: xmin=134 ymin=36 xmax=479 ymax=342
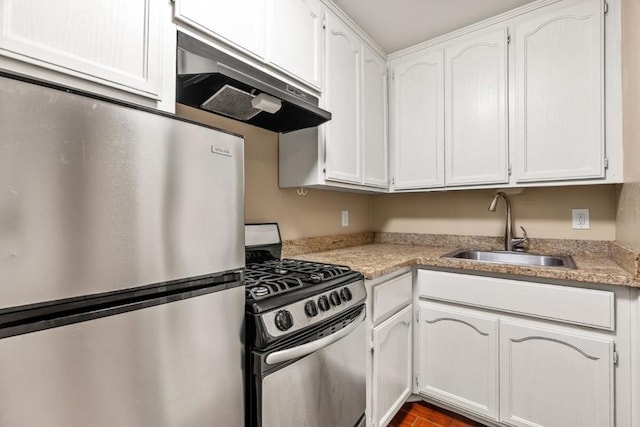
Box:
xmin=442 ymin=249 xmax=577 ymax=269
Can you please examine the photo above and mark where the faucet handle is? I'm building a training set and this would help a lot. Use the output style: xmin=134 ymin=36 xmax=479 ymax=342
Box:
xmin=512 ymin=226 xmax=529 ymax=251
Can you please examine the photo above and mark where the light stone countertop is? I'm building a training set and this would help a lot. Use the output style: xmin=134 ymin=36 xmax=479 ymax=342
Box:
xmin=287 ymin=243 xmax=638 ymax=288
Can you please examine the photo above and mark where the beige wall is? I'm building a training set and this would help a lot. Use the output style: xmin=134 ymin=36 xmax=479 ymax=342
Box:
xmin=616 ymin=0 xmax=640 ymax=251
xmin=373 ymin=186 xmax=617 ymax=240
xmin=176 ymin=105 xmax=373 ymax=240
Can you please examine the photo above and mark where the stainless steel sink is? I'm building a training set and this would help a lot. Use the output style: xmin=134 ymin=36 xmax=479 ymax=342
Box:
xmin=442 ymin=249 xmax=577 ymax=269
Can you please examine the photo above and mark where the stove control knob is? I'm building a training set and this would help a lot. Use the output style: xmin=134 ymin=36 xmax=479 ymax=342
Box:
xmin=274 ymin=310 xmax=294 ymax=331
xmin=329 ymin=291 xmax=341 ymax=306
xmin=340 ymin=287 xmax=353 ymax=302
xmin=318 ymin=295 xmax=330 ymax=312
xmin=304 ymin=300 xmax=319 ymax=317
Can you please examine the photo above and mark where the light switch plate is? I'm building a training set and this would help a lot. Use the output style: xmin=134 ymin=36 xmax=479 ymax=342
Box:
xmin=572 ymin=209 xmax=590 ymax=229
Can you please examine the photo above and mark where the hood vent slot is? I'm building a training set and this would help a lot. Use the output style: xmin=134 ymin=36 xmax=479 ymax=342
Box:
xmin=176 ymin=32 xmax=331 ymax=134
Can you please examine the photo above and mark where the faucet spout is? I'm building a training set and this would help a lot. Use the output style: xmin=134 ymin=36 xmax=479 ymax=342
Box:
xmin=488 ymin=192 xmax=515 ymax=251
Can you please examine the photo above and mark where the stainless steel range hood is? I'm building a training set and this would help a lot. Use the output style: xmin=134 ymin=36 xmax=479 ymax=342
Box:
xmin=176 ymin=32 xmax=331 ymax=133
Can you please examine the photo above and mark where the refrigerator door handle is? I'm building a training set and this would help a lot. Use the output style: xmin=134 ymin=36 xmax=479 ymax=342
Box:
xmin=265 ymin=310 xmax=365 ymax=365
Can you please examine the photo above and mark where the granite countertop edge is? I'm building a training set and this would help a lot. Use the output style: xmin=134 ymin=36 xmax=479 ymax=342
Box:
xmin=286 ymin=243 xmax=639 ymax=288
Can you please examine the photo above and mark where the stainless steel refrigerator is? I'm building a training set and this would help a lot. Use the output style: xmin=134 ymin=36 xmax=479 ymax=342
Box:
xmin=0 ymin=73 xmax=245 ymax=426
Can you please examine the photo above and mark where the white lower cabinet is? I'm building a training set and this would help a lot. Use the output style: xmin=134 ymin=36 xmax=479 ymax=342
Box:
xmin=500 ymin=321 xmax=614 ymax=427
xmin=417 ymin=301 xmax=499 ymax=420
xmin=371 ymin=305 xmax=413 ymax=427
xmin=416 ymin=269 xmax=625 ymax=427
xmin=366 ymin=270 xmax=412 ymax=427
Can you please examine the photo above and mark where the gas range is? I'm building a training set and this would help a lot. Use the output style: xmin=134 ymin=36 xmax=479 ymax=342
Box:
xmin=244 ymin=224 xmax=366 ymax=349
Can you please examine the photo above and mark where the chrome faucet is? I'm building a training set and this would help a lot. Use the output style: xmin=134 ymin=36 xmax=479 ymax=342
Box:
xmin=488 ymin=192 xmax=528 ymax=252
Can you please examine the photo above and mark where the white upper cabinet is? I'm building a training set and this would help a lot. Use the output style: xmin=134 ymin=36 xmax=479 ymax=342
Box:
xmin=390 ymin=49 xmax=445 ymax=190
xmin=362 ymin=44 xmax=389 ymax=188
xmin=0 ymin=0 xmax=165 ymax=103
xmin=175 ymin=0 xmax=324 ymax=90
xmin=267 ymin=0 xmax=323 ymax=90
xmin=444 ymin=28 xmax=509 ymax=186
xmin=174 ymin=0 xmax=267 ymax=59
xmin=323 ymin=11 xmax=362 ymax=185
xmin=514 ymin=0 xmax=605 ymax=182
xmin=278 ymin=9 xmax=388 ymax=193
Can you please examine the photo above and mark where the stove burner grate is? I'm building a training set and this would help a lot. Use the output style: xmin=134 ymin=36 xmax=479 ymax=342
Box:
xmin=244 ymin=272 xmax=304 ymax=300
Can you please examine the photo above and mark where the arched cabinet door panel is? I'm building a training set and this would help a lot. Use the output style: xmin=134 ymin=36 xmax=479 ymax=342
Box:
xmin=514 ymin=0 xmax=605 ymax=182
xmin=499 ymin=320 xmax=614 ymax=427
xmin=390 ymin=49 xmax=445 ymax=190
xmin=417 ymin=301 xmax=499 ymax=421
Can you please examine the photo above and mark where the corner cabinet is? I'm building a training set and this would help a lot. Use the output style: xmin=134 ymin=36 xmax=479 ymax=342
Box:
xmin=389 ymin=48 xmax=445 ymax=190
xmin=366 ymin=270 xmax=413 ymax=427
xmin=513 ymin=0 xmax=605 ymax=182
xmin=416 ymin=269 xmax=628 ymax=427
xmin=0 ymin=0 xmax=171 ymax=109
xmin=362 ymin=44 xmax=389 ymax=188
xmin=279 ymin=7 xmax=389 ymax=192
xmin=389 ymin=26 xmax=508 ymax=190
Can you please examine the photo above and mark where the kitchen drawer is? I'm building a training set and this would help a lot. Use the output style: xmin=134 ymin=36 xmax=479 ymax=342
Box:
xmin=372 ymin=272 xmax=412 ymax=324
xmin=418 ymin=270 xmax=615 ymax=330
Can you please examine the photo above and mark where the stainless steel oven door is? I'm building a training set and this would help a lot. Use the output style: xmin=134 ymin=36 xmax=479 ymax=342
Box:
xmin=261 ymin=310 xmax=366 ymax=427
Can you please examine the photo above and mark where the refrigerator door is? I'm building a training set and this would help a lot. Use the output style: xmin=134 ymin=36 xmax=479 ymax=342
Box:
xmin=0 ymin=75 xmax=244 ymax=309
xmin=0 ymin=286 xmax=245 ymax=427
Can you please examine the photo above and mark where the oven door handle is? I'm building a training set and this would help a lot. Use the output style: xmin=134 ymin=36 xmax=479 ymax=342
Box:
xmin=265 ymin=310 xmax=365 ymax=365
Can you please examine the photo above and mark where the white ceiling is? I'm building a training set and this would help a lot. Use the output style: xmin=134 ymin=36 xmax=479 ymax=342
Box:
xmin=331 ymin=0 xmax=538 ymax=53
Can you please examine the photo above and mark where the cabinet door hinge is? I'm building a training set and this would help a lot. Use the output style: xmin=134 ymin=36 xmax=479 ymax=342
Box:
xmin=613 ymin=350 xmax=619 ymax=365
xmin=604 ymin=157 xmax=609 ymax=169
xmin=391 ymin=177 xmax=396 ymax=186
xmin=604 ymin=1 xmax=609 ymax=14
xmin=415 ymin=375 xmax=419 ymax=388
xmin=508 ymin=165 xmax=512 ymax=176
xmin=507 ymin=31 xmax=511 ymax=44
xmin=416 ymin=310 xmax=419 ymax=322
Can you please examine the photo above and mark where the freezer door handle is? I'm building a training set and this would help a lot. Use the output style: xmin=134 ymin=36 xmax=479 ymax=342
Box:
xmin=265 ymin=310 xmax=365 ymax=365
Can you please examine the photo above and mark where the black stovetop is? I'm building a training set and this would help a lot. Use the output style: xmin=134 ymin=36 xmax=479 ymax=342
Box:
xmin=244 ymin=257 xmax=362 ymax=314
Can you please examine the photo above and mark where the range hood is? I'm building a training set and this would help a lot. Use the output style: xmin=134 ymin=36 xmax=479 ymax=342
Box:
xmin=176 ymin=32 xmax=331 ymax=133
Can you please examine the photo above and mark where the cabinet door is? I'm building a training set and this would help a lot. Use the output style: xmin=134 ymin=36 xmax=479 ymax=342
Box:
xmin=0 ymin=0 xmax=162 ymax=99
xmin=500 ymin=320 xmax=614 ymax=427
xmin=445 ymin=29 xmax=508 ymax=186
xmin=371 ymin=305 xmax=413 ymax=427
xmin=323 ymin=12 xmax=362 ymax=185
xmin=362 ymin=45 xmax=389 ymax=188
xmin=267 ymin=0 xmax=323 ymax=89
xmin=174 ymin=0 xmax=266 ymax=58
xmin=390 ymin=49 xmax=445 ymax=190
xmin=514 ymin=0 xmax=604 ymax=182
xmin=418 ymin=301 xmax=499 ymax=420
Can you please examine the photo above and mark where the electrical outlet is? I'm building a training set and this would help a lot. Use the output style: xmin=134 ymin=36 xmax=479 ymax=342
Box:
xmin=341 ymin=210 xmax=349 ymax=227
xmin=572 ymin=209 xmax=590 ymax=229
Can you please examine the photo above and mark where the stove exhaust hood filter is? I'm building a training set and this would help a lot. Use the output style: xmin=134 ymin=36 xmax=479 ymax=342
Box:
xmin=201 ymin=85 xmax=261 ymax=120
